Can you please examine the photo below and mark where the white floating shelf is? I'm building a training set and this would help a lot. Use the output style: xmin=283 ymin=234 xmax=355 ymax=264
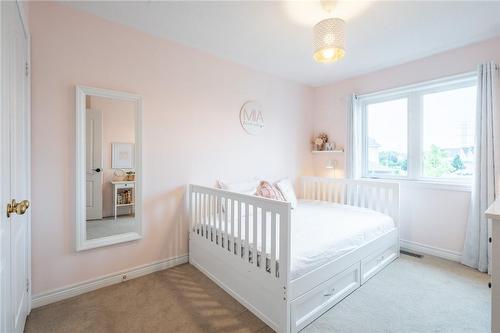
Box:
xmin=312 ymin=150 xmax=344 ymax=154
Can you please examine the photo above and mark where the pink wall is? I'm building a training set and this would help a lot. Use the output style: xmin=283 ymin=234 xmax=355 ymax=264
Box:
xmin=312 ymin=36 xmax=500 ymax=258
xmin=29 ymin=2 xmax=313 ymax=295
xmin=30 ymin=1 xmax=500 ymax=295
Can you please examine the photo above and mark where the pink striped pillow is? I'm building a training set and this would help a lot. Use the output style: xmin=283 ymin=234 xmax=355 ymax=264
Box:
xmin=256 ymin=181 xmax=285 ymax=201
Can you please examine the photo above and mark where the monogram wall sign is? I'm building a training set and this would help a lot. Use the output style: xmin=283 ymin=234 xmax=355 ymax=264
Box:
xmin=240 ymin=101 xmax=264 ymax=135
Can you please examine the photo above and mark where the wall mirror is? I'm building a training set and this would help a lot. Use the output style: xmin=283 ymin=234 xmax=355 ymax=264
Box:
xmin=75 ymin=86 xmax=142 ymax=251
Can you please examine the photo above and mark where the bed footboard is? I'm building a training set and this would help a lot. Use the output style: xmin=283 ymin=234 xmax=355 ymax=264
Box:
xmin=188 ymin=184 xmax=292 ymax=332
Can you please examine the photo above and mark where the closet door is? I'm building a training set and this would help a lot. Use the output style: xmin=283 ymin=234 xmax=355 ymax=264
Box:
xmin=0 ymin=1 xmax=31 ymax=332
xmin=0 ymin=1 xmax=12 ymax=328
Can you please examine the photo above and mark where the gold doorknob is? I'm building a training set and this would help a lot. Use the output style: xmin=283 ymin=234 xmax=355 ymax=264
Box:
xmin=6 ymin=199 xmax=30 ymax=218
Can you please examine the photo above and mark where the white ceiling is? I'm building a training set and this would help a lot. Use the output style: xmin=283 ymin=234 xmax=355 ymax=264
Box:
xmin=64 ymin=1 xmax=500 ymax=87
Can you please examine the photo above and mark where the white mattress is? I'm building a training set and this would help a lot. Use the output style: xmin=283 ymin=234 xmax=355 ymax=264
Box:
xmin=198 ymin=199 xmax=395 ymax=280
xmin=289 ymin=200 xmax=395 ymax=279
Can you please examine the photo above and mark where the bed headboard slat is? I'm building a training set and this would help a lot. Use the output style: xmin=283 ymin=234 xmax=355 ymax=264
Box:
xmin=300 ymin=176 xmax=400 ymax=227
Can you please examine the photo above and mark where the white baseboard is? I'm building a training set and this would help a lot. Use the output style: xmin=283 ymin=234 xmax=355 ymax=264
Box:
xmin=31 ymin=254 xmax=188 ymax=309
xmin=400 ymin=240 xmax=462 ymax=262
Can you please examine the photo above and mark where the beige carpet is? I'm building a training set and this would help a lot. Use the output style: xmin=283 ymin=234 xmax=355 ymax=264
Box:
xmin=86 ymin=215 xmax=136 ymax=240
xmin=25 ymin=254 xmax=490 ymax=333
xmin=26 ymin=264 xmax=271 ymax=333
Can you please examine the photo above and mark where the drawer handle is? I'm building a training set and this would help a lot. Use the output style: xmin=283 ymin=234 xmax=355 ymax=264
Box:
xmin=324 ymin=288 xmax=336 ymax=297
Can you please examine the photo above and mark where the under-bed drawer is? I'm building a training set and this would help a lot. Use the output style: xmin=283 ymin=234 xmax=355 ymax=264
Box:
xmin=290 ymin=263 xmax=360 ymax=332
xmin=361 ymin=244 xmax=398 ymax=284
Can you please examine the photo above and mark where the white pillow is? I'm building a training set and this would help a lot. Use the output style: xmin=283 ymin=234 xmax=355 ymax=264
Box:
xmin=217 ymin=178 xmax=260 ymax=216
xmin=275 ymin=178 xmax=297 ymax=209
xmin=217 ymin=178 xmax=260 ymax=195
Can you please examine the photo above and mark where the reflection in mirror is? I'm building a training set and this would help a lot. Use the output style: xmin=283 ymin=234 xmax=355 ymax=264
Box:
xmin=76 ymin=86 xmax=142 ymax=251
xmin=86 ymin=96 xmax=136 ymax=239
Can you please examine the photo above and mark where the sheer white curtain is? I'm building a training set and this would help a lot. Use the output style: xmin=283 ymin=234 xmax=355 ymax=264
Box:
xmin=346 ymin=94 xmax=362 ymax=179
xmin=462 ymin=62 xmax=499 ymax=273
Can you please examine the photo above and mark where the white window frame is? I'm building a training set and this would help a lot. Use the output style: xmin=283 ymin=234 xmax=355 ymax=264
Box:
xmin=358 ymin=72 xmax=477 ymax=185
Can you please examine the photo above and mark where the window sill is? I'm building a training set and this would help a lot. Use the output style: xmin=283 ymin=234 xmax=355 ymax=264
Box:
xmin=360 ymin=177 xmax=472 ymax=192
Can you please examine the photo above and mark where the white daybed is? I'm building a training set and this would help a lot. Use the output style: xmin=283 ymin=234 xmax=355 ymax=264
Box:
xmin=188 ymin=176 xmax=399 ymax=333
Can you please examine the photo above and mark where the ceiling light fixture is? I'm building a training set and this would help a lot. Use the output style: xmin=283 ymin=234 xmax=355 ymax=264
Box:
xmin=313 ymin=1 xmax=345 ymax=64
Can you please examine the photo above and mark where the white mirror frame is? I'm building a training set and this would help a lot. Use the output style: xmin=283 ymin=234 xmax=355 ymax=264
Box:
xmin=75 ymin=86 xmax=143 ymax=251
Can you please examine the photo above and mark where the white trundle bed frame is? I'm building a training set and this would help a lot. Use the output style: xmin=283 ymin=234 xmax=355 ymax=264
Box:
xmin=188 ymin=176 xmax=400 ymax=333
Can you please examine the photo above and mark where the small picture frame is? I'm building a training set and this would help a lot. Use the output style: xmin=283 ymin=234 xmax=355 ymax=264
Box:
xmin=111 ymin=142 xmax=135 ymax=169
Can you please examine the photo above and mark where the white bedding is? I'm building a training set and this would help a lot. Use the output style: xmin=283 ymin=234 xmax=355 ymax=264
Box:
xmin=289 ymin=200 xmax=394 ymax=279
xmin=197 ymin=199 xmax=395 ymax=280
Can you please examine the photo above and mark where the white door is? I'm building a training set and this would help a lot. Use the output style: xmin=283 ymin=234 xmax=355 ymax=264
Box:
xmin=0 ymin=1 xmax=31 ymax=333
xmin=85 ymin=108 xmax=103 ymax=220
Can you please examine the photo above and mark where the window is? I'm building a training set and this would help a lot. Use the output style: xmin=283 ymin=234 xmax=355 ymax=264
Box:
xmin=366 ymin=98 xmax=408 ymax=177
xmin=360 ymin=74 xmax=477 ymax=183
xmin=422 ymin=86 xmax=476 ymax=179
